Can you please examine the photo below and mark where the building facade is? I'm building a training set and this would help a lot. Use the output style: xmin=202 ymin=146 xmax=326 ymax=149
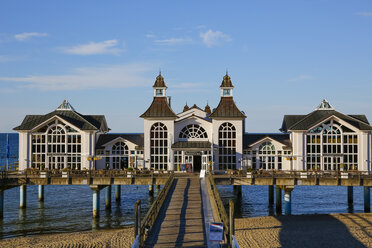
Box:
xmin=14 ymin=74 xmax=372 ymax=173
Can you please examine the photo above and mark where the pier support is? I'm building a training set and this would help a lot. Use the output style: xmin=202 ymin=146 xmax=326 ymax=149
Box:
xmin=364 ymin=187 xmax=370 ymax=213
xmin=156 ymin=184 xmax=160 ymax=191
xmin=268 ymin=185 xmax=274 ymax=205
xmin=20 ymin=185 xmax=27 ymax=209
xmin=276 ymin=186 xmax=282 ymax=215
xmin=0 ymin=189 xmax=3 ymax=219
xmin=38 ymin=185 xmax=44 ymax=202
xmin=283 ymin=186 xmax=294 ymax=215
xmin=233 ymin=185 xmax=242 ymax=196
xmin=348 ymin=186 xmax=353 ymax=204
xmin=115 ymin=185 xmax=121 ymax=202
xmin=105 ymin=185 xmax=111 ymax=209
xmin=149 ymin=185 xmax=154 ymax=195
xmin=90 ymin=185 xmax=105 ymax=218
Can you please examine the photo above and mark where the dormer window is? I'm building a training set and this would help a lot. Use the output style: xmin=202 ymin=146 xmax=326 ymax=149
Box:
xmin=156 ymin=89 xmax=163 ymax=96
xmin=223 ymin=89 xmax=231 ymax=96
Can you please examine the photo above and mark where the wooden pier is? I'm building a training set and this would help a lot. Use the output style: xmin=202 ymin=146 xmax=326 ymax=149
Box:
xmin=144 ymin=177 xmax=206 ymax=247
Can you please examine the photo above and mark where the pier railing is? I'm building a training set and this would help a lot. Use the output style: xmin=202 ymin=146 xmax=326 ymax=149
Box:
xmin=139 ymin=171 xmax=175 ymax=246
xmin=207 ymin=173 xmax=230 ymax=246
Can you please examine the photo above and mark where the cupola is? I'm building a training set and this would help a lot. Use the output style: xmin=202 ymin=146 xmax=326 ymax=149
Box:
xmin=315 ymin=99 xmax=334 ymax=110
xmin=220 ymin=72 xmax=234 ymax=97
xmin=56 ymin=99 xmax=75 ymax=111
xmin=153 ymin=72 xmax=167 ymax=97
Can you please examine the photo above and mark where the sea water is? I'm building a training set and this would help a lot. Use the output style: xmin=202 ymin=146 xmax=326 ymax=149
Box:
xmin=0 ymin=133 xmax=370 ymax=239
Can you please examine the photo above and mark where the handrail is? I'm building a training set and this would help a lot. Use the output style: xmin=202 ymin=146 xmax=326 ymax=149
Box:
xmin=139 ymin=171 xmax=175 ymax=247
xmin=207 ymin=173 xmax=230 ymax=245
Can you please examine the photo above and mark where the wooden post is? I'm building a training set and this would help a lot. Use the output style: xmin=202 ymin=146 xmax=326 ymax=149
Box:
xmin=229 ymin=199 xmax=235 ymax=247
xmin=134 ymin=199 xmax=141 ymax=238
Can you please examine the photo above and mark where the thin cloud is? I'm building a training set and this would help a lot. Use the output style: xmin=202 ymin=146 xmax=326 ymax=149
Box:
xmin=146 ymin=34 xmax=156 ymax=38
xmin=356 ymin=12 xmax=372 ymax=17
xmin=200 ymin=29 xmax=232 ymax=47
xmin=0 ymin=55 xmax=16 ymax=63
xmin=14 ymin=32 xmax=48 ymax=41
xmin=62 ymin=40 xmax=124 ymax=55
xmin=289 ymin=74 xmax=313 ymax=82
xmin=154 ymin=37 xmax=192 ymax=45
xmin=0 ymin=63 xmax=157 ymax=91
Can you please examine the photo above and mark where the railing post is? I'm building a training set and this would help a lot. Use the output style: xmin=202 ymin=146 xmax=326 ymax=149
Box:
xmin=134 ymin=199 xmax=141 ymax=238
xmin=229 ymin=199 xmax=235 ymax=247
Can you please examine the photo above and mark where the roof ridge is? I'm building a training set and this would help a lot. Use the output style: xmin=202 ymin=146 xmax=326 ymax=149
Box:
xmin=287 ymin=110 xmax=320 ymax=130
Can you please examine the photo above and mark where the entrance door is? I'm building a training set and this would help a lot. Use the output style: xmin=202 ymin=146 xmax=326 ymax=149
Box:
xmin=194 ymin=155 xmax=202 ymax=172
xmin=121 ymin=157 xmax=128 ymax=169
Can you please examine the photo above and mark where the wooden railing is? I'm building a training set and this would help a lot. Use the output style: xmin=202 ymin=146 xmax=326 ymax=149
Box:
xmin=0 ymin=162 xmax=19 ymax=171
xmin=215 ymin=170 xmax=372 ymax=180
xmin=207 ymin=173 xmax=230 ymax=246
xmin=139 ymin=172 xmax=175 ymax=247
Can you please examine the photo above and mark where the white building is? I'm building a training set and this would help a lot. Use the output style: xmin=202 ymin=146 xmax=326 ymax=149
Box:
xmin=14 ymin=74 xmax=372 ymax=172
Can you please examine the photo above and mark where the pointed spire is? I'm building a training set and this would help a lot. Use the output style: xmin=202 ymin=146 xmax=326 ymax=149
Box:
xmin=220 ymin=72 xmax=234 ymax=88
xmin=316 ymin=99 xmax=334 ymax=110
xmin=153 ymin=72 xmax=166 ymax=88
xmin=183 ymin=102 xmax=190 ymax=112
xmin=204 ymin=102 xmax=211 ymax=114
xmin=56 ymin=100 xmax=75 ymax=111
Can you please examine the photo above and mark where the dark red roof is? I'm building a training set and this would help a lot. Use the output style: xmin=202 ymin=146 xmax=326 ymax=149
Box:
xmin=220 ymin=74 xmax=234 ymax=88
xmin=153 ymin=74 xmax=166 ymax=88
xmin=209 ymin=97 xmax=246 ymax=119
xmin=140 ymin=97 xmax=177 ymax=118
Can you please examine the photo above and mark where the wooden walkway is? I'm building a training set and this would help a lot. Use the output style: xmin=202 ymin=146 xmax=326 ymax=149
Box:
xmin=144 ymin=177 xmax=207 ymax=247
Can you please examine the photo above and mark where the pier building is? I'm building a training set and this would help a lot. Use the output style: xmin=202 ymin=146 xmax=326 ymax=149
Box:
xmin=14 ymin=73 xmax=372 ymax=173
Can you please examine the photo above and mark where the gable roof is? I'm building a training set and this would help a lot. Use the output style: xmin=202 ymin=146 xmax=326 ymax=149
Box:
xmin=14 ymin=110 xmax=106 ymax=131
xmin=140 ymin=97 xmax=178 ymax=118
xmin=96 ymin=133 xmax=144 ymax=149
xmin=281 ymin=110 xmax=372 ymax=132
xmin=209 ymin=97 xmax=246 ymax=119
xmin=243 ymin=133 xmax=291 ymax=149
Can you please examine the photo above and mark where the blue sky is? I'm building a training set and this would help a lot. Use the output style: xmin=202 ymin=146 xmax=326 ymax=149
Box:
xmin=0 ymin=1 xmax=371 ymax=133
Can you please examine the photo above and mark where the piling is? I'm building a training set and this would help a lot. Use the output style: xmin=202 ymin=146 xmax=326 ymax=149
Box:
xmin=20 ymin=185 xmax=27 ymax=209
xmin=348 ymin=186 xmax=353 ymax=206
xmin=149 ymin=185 xmax=154 ymax=195
xmin=276 ymin=186 xmax=282 ymax=215
xmin=38 ymin=185 xmax=44 ymax=202
xmin=283 ymin=186 xmax=294 ymax=215
xmin=364 ymin=187 xmax=370 ymax=213
xmin=92 ymin=189 xmax=100 ymax=218
xmin=0 ymin=190 xmax=3 ymax=219
xmin=105 ymin=185 xmax=111 ymax=209
xmin=115 ymin=185 xmax=121 ymax=202
xmin=268 ymin=185 xmax=274 ymax=205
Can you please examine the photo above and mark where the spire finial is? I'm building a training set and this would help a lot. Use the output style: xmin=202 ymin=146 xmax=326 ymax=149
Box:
xmin=159 ymin=68 xmax=161 ymax=76
xmin=226 ymin=68 xmax=228 ymax=75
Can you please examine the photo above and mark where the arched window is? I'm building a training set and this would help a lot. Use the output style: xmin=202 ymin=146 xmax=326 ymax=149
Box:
xmin=32 ymin=120 xmax=81 ymax=170
xmin=179 ymin=124 xmax=208 ymax=139
xmin=258 ymin=142 xmax=275 ymax=170
xmin=218 ymin=122 xmax=236 ymax=170
xmin=112 ymin=142 xmax=128 ymax=169
xmin=150 ymin=122 xmax=168 ymax=170
xmin=306 ymin=120 xmax=358 ymax=171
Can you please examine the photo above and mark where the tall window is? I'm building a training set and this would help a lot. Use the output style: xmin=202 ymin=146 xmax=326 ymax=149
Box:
xmin=32 ymin=121 xmax=81 ymax=170
xmin=306 ymin=120 xmax=358 ymax=171
xmin=150 ymin=122 xmax=168 ymax=170
xmin=218 ymin=122 xmax=236 ymax=170
xmin=258 ymin=142 xmax=275 ymax=170
xmin=112 ymin=142 xmax=128 ymax=169
xmin=179 ymin=124 xmax=208 ymax=139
